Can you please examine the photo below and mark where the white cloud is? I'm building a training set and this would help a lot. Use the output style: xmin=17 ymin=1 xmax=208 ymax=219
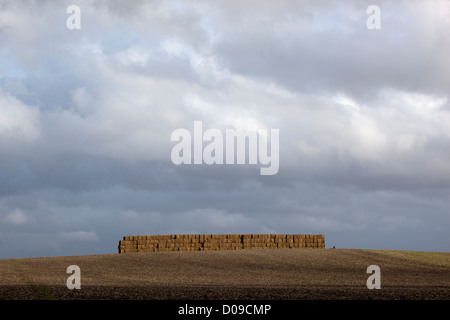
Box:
xmin=115 ymin=46 xmax=152 ymax=67
xmin=0 ymin=89 xmax=41 ymax=143
xmin=2 ymin=209 xmax=27 ymax=225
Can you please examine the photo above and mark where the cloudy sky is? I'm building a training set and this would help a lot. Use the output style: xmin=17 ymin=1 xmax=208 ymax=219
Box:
xmin=0 ymin=0 xmax=449 ymax=258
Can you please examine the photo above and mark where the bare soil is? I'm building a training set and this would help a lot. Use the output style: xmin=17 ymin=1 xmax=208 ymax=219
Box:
xmin=0 ymin=249 xmax=448 ymax=300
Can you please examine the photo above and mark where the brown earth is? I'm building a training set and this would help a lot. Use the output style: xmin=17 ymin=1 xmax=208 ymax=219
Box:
xmin=0 ymin=249 xmax=448 ymax=300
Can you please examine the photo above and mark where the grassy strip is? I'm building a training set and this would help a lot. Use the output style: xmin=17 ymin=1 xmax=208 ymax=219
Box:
xmin=28 ymin=283 xmax=54 ymax=300
xmin=367 ymin=249 xmax=450 ymax=269
xmin=5 ymin=260 xmax=55 ymax=300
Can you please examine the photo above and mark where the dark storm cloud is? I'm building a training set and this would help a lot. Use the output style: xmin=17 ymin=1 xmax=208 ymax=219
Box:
xmin=211 ymin=0 xmax=450 ymax=97
xmin=0 ymin=0 xmax=449 ymax=258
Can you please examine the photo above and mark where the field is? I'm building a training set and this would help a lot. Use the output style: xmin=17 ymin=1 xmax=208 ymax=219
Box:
xmin=0 ymin=249 xmax=448 ymax=300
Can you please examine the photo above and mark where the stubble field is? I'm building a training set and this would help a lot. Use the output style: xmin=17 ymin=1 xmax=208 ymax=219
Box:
xmin=0 ymin=249 xmax=448 ymax=300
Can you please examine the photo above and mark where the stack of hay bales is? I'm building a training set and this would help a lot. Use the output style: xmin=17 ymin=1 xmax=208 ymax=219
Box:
xmin=118 ymin=234 xmax=325 ymax=253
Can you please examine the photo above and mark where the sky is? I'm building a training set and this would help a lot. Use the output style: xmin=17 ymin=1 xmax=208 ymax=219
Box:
xmin=0 ymin=0 xmax=449 ymax=259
